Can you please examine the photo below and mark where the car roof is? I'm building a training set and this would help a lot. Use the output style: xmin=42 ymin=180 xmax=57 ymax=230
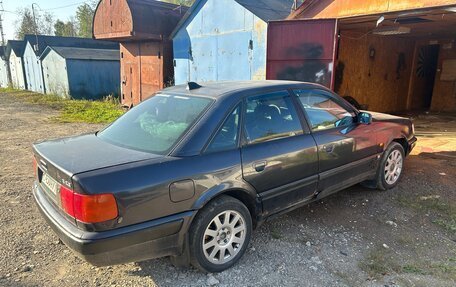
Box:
xmin=161 ymin=80 xmax=328 ymax=100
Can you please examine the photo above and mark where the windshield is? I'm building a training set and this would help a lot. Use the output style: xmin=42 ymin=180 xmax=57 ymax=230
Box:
xmin=98 ymin=94 xmax=213 ymax=154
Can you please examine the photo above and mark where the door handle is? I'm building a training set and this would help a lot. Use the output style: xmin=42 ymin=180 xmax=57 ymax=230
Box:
xmin=323 ymin=145 xmax=334 ymax=153
xmin=253 ymin=161 xmax=267 ymax=172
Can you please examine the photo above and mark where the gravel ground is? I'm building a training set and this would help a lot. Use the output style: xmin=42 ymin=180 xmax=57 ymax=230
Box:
xmin=1 ymin=92 xmax=455 ymax=287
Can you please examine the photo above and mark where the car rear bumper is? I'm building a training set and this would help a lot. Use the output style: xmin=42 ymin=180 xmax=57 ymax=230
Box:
xmin=33 ymin=182 xmax=195 ymax=266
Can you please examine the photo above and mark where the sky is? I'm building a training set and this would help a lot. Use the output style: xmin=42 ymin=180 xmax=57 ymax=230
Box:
xmin=1 ymin=0 xmax=86 ymax=40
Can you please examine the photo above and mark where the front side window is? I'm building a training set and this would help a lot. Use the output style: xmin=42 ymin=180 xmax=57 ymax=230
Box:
xmin=98 ymin=94 xmax=212 ymax=154
xmin=295 ymin=90 xmax=355 ymax=131
xmin=244 ymin=91 xmax=303 ymax=144
xmin=206 ymin=105 xmax=241 ymax=153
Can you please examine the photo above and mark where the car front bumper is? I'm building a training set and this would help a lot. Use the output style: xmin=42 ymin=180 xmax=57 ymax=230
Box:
xmin=407 ymin=136 xmax=417 ymax=155
xmin=33 ymin=182 xmax=195 ymax=266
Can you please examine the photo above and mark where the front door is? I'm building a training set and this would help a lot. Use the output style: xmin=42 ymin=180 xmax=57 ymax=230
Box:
xmin=292 ymin=89 xmax=379 ymax=198
xmin=240 ymin=90 xmax=318 ymax=216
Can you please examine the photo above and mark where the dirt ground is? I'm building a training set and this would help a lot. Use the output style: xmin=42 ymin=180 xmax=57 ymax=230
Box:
xmin=1 ymin=91 xmax=455 ymax=287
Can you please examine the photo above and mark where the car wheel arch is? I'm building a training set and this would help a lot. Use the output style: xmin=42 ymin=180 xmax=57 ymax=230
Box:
xmin=191 ymin=186 xmax=260 ymax=228
xmin=392 ymin=137 xmax=409 ymax=155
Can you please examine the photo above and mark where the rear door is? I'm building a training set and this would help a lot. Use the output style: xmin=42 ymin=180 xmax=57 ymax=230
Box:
xmin=267 ymin=19 xmax=338 ymax=90
xmin=240 ymin=90 xmax=318 ymax=216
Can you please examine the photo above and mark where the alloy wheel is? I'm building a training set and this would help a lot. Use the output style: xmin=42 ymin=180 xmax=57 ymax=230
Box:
xmin=202 ymin=210 xmax=246 ymax=265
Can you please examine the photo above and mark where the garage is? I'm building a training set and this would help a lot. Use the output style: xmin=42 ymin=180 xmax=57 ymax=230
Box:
xmin=93 ymin=0 xmax=187 ymax=107
xmin=267 ymin=2 xmax=456 ymax=113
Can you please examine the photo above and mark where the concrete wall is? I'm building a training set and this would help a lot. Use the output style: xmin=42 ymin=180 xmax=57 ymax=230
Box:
xmin=67 ymin=59 xmax=120 ymax=100
xmin=9 ymin=52 xmax=26 ymax=89
xmin=23 ymin=42 xmax=45 ymax=93
xmin=431 ymin=39 xmax=456 ymax=112
xmin=42 ymin=50 xmax=70 ymax=97
xmin=173 ymin=0 xmax=267 ymax=84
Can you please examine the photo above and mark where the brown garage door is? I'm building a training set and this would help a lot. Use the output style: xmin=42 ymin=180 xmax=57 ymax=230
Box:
xmin=267 ymin=19 xmax=338 ymax=90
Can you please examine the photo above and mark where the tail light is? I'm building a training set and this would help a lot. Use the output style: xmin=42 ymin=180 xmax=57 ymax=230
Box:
xmin=60 ymin=185 xmax=118 ymax=223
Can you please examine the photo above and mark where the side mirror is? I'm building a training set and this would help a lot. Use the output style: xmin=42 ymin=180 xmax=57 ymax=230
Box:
xmin=358 ymin=112 xmax=372 ymax=125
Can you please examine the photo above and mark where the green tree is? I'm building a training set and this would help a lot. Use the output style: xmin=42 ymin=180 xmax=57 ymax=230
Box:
xmin=54 ymin=20 xmax=65 ymax=36
xmin=54 ymin=18 xmax=77 ymax=37
xmin=76 ymin=3 xmax=95 ymax=38
xmin=15 ymin=8 xmax=36 ymax=39
xmin=15 ymin=7 xmax=54 ymax=39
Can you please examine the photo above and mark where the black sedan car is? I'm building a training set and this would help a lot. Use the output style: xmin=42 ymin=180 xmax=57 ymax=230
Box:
xmin=33 ymin=81 xmax=416 ymax=272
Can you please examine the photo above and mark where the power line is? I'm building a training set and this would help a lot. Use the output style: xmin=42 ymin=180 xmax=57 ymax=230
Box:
xmin=42 ymin=1 xmax=89 ymax=11
xmin=1 ymin=10 xmax=20 ymax=15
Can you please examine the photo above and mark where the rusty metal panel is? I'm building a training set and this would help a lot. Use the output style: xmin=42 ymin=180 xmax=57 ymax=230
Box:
xmin=120 ymin=41 xmax=170 ymax=106
xmin=93 ymin=0 xmax=187 ymax=41
xmin=93 ymin=0 xmax=133 ymax=40
xmin=120 ymin=43 xmax=140 ymax=106
xmin=290 ymin=0 xmax=456 ymax=19
xmin=266 ymin=19 xmax=338 ymax=89
xmin=139 ymin=41 xmax=162 ymax=101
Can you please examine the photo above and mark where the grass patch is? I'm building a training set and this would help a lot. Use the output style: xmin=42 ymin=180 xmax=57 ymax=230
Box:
xmin=397 ymin=195 xmax=456 ymax=234
xmin=270 ymin=228 xmax=282 ymax=239
xmin=360 ymin=248 xmax=456 ymax=281
xmin=359 ymin=247 xmax=401 ymax=278
xmin=402 ymin=264 xmax=426 ymax=275
xmin=58 ymin=100 xmax=124 ymax=123
xmin=1 ymin=88 xmax=124 ymax=124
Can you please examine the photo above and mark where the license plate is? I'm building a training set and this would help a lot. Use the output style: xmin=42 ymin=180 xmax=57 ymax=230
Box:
xmin=42 ymin=173 xmax=59 ymax=195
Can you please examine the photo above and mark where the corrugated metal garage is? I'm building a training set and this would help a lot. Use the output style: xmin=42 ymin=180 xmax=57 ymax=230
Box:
xmin=41 ymin=47 xmax=120 ymax=99
xmin=0 ymin=46 xmax=10 ymax=88
xmin=23 ymin=35 xmax=119 ymax=94
xmin=93 ymin=0 xmax=186 ymax=107
xmin=6 ymin=40 xmax=27 ymax=90
xmin=171 ymin=0 xmax=295 ymax=85
xmin=269 ymin=0 xmax=456 ymax=113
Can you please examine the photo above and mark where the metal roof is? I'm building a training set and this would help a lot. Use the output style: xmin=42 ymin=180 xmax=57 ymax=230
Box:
xmin=170 ymin=0 xmax=295 ymax=38
xmin=93 ymin=0 xmax=188 ymax=41
xmin=6 ymin=40 xmax=26 ymax=57
xmin=236 ymin=0 xmax=295 ymax=21
xmin=24 ymin=35 xmax=119 ymax=57
xmin=42 ymin=46 xmax=120 ymax=61
xmin=126 ymin=0 xmax=188 ymax=37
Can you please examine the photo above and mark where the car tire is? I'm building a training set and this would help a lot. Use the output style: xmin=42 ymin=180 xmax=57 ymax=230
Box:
xmin=375 ymin=142 xmax=405 ymax=190
xmin=189 ymin=195 xmax=252 ymax=273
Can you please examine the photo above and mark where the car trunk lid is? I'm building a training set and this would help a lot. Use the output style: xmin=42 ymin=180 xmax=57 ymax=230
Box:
xmin=33 ymin=133 xmax=162 ymax=221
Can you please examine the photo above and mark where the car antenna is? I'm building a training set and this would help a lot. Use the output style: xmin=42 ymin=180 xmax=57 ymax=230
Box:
xmin=187 ymin=82 xmax=202 ymax=90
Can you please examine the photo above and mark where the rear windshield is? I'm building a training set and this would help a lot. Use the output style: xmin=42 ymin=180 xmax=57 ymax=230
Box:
xmin=98 ymin=94 xmax=212 ymax=154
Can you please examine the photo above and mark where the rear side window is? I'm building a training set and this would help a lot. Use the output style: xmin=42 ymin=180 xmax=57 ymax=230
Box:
xmin=244 ymin=91 xmax=303 ymax=144
xmin=206 ymin=105 xmax=241 ymax=153
xmin=295 ymin=90 xmax=355 ymax=131
xmin=98 ymin=94 xmax=212 ymax=154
